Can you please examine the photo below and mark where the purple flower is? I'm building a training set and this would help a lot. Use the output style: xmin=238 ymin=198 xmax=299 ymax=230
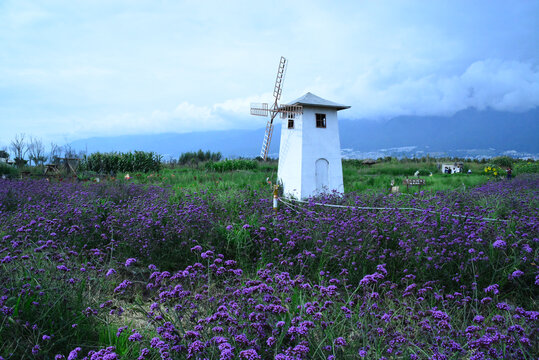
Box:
xmin=492 ymin=239 xmax=506 ymax=248
xmin=105 ymin=268 xmax=116 ymax=277
xmin=32 ymin=345 xmax=40 ymax=355
xmin=116 ymin=326 xmax=128 ymax=337
xmin=114 ymin=280 xmax=132 ymax=293
xmin=473 ymin=315 xmax=485 ymax=323
xmin=201 ymin=250 xmax=214 ymax=259
xmin=187 ymin=340 xmax=205 ymax=355
xmin=67 ymin=347 xmax=81 ymax=360
xmin=334 ymin=337 xmax=347 ymax=347
xmin=137 ymin=348 xmax=150 ymax=360
xmin=483 ymin=284 xmax=499 ymax=295
xmin=239 ymin=349 xmax=260 ymax=360
xmin=129 ymin=332 xmax=143 ymax=342
xmin=266 ymin=336 xmax=276 ymax=346
xmin=509 ymin=269 xmax=524 ymax=279
xmin=125 ymin=258 xmax=137 ymax=267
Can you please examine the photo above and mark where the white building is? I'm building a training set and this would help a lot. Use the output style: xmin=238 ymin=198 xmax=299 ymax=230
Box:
xmin=277 ymin=92 xmax=350 ymax=199
xmin=441 ymin=163 xmax=463 ymax=174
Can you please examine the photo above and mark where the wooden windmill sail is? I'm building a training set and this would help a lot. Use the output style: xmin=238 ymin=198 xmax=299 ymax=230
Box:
xmin=250 ymin=56 xmax=303 ymax=160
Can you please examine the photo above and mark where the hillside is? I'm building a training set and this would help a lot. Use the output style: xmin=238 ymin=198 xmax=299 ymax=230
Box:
xmin=70 ymin=108 xmax=539 ymax=159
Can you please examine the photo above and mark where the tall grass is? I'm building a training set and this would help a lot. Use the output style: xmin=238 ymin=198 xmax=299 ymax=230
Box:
xmin=80 ymin=151 xmax=162 ymax=174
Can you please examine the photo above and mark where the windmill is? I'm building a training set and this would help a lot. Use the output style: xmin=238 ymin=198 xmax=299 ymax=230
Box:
xmin=250 ymin=56 xmax=303 ymax=160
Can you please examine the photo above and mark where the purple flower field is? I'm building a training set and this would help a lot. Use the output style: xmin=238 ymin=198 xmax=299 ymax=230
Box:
xmin=0 ymin=176 xmax=537 ymax=359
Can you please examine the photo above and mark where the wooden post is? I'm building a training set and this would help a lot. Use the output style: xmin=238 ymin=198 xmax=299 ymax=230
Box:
xmin=273 ymin=185 xmax=279 ymax=213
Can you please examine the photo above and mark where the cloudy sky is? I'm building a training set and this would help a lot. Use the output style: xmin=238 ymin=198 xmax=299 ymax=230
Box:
xmin=1 ymin=0 xmax=538 ymax=145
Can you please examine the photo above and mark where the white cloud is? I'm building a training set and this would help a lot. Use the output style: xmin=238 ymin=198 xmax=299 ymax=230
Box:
xmin=344 ymin=59 xmax=539 ymax=119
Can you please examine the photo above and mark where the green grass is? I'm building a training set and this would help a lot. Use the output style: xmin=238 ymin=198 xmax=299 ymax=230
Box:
xmin=119 ymin=159 xmax=497 ymax=195
xmin=123 ymin=161 xmax=278 ymax=193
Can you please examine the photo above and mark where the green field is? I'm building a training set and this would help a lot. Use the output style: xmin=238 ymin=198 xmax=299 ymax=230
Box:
xmin=110 ymin=158 xmax=511 ymax=196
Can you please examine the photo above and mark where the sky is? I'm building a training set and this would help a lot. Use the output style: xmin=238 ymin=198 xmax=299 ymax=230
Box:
xmin=1 ymin=0 xmax=538 ymax=146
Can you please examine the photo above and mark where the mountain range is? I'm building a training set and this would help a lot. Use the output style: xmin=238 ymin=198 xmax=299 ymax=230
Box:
xmin=70 ymin=108 xmax=539 ymax=160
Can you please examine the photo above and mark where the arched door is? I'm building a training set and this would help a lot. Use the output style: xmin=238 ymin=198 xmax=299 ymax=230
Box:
xmin=315 ymin=158 xmax=329 ymax=193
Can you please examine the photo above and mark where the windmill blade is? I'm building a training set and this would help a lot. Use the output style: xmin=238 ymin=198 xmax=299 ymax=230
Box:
xmin=278 ymin=105 xmax=303 ymax=119
xmin=273 ymin=56 xmax=287 ymax=104
xmin=260 ymin=120 xmax=274 ymax=160
xmin=250 ymin=103 xmax=269 ymax=117
xmin=252 ymin=56 xmax=290 ymax=161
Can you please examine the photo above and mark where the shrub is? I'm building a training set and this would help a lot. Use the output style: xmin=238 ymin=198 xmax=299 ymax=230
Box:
xmin=417 ymin=168 xmax=432 ymax=176
xmin=80 ymin=151 xmax=162 ymax=174
xmin=484 ymin=165 xmax=502 ymax=178
xmin=178 ymin=150 xmax=222 ymax=166
xmin=491 ymin=156 xmax=514 ymax=168
xmin=0 ymin=162 xmax=19 ymax=177
xmin=205 ymin=159 xmax=258 ymax=172
xmin=514 ymin=161 xmax=539 ymax=174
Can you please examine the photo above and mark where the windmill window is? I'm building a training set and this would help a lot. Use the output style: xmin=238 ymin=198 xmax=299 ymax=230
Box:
xmin=287 ymin=118 xmax=294 ymax=129
xmin=287 ymin=113 xmax=295 ymax=129
xmin=316 ymin=113 xmax=326 ymax=128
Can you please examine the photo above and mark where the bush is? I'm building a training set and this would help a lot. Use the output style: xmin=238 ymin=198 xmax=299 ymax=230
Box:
xmin=514 ymin=161 xmax=539 ymax=174
xmin=205 ymin=159 xmax=258 ymax=172
xmin=491 ymin=156 xmax=513 ymax=168
xmin=417 ymin=168 xmax=432 ymax=176
xmin=483 ymin=165 xmax=503 ymax=178
xmin=178 ymin=150 xmax=222 ymax=166
xmin=80 ymin=151 xmax=162 ymax=174
xmin=0 ymin=162 xmax=18 ymax=177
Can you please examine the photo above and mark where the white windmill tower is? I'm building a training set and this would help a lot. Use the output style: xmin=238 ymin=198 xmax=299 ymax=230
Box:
xmin=251 ymin=57 xmax=350 ymax=199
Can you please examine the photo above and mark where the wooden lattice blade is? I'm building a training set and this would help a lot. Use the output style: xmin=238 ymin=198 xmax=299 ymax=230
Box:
xmin=260 ymin=120 xmax=274 ymax=160
xmin=278 ymin=105 xmax=303 ymax=118
xmin=250 ymin=103 xmax=269 ymax=116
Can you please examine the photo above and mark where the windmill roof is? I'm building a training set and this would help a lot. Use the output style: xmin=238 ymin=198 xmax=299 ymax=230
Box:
xmin=287 ymin=92 xmax=350 ymax=110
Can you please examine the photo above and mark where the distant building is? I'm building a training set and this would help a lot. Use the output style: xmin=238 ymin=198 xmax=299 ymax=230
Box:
xmin=441 ymin=163 xmax=463 ymax=174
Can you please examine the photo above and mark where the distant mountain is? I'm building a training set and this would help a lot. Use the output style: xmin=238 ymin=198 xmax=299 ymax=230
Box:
xmin=70 ymin=129 xmax=279 ymax=160
xmin=340 ymin=108 xmax=539 ymax=153
xmin=70 ymin=108 xmax=539 ymax=159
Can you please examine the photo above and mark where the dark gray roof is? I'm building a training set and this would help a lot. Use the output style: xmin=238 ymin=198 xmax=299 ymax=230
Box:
xmin=287 ymin=92 xmax=350 ymax=110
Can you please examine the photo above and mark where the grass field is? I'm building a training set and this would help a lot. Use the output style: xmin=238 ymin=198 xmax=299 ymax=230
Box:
xmin=117 ymin=159 xmax=493 ymax=196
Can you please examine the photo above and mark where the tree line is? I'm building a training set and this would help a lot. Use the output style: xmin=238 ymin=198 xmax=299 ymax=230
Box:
xmin=1 ymin=133 xmax=83 ymax=167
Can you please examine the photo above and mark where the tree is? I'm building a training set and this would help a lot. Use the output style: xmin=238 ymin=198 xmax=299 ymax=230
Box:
xmin=63 ymin=143 xmax=82 ymax=158
xmin=0 ymin=148 xmax=8 ymax=160
xmin=49 ymin=142 xmax=62 ymax=165
xmin=28 ymin=137 xmax=46 ymax=166
xmin=10 ymin=133 xmax=28 ymax=168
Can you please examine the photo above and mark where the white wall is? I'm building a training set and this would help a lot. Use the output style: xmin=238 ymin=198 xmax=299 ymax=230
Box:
xmin=277 ymin=114 xmax=303 ymax=198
